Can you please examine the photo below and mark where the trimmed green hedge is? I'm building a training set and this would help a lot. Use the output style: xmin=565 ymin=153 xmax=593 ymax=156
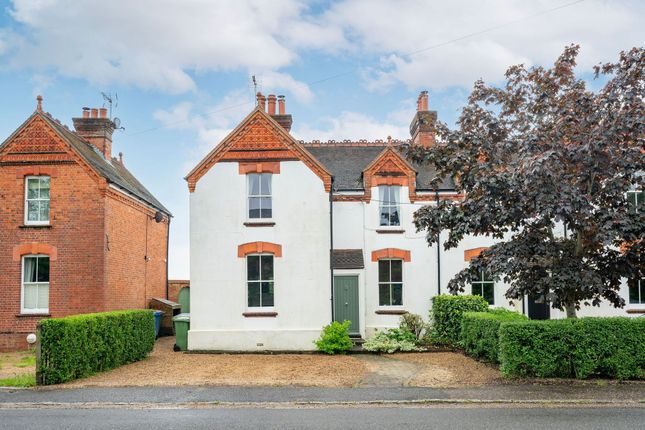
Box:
xmin=430 ymin=295 xmax=488 ymax=346
xmin=37 ymin=310 xmax=155 ymax=385
xmin=499 ymin=317 xmax=645 ymax=379
xmin=461 ymin=309 xmax=527 ymax=363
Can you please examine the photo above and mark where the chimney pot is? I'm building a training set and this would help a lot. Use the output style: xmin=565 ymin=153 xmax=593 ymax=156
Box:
xmin=36 ymin=95 xmax=43 ymax=112
xmin=277 ymin=95 xmax=285 ymax=115
xmin=267 ymin=94 xmax=277 ymax=115
xmin=256 ymin=92 xmax=266 ymax=111
xmin=73 ymin=105 xmax=114 ymax=159
xmin=420 ymin=91 xmax=429 ymax=111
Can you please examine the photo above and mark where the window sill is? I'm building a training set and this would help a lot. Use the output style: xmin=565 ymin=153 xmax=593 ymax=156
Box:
xmin=626 ymin=309 xmax=645 ymax=314
xmin=243 ymin=311 xmax=278 ymax=317
xmin=375 ymin=229 xmax=405 ymax=234
xmin=244 ymin=221 xmax=276 ymax=227
xmin=16 ymin=313 xmax=50 ymax=317
xmin=19 ymin=224 xmax=52 ymax=229
xmin=375 ymin=309 xmax=408 ymax=315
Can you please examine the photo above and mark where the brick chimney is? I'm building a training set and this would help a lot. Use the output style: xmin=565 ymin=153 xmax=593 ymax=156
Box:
xmin=271 ymin=95 xmax=292 ymax=132
xmin=72 ymin=107 xmax=115 ymax=159
xmin=410 ymin=91 xmax=437 ymax=147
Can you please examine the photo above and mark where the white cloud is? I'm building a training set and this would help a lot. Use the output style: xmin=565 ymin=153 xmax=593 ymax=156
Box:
xmin=293 ymin=111 xmax=410 ymax=142
xmin=1 ymin=0 xmax=643 ymax=95
xmin=326 ymin=0 xmax=645 ymax=89
xmin=3 ymin=0 xmax=330 ymax=93
xmin=257 ymin=71 xmax=313 ymax=103
xmin=154 ymin=89 xmax=253 ymax=173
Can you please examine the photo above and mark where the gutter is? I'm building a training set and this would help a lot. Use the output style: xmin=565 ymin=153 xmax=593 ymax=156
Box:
xmin=330 ymin=177 xmax=335 ymax=322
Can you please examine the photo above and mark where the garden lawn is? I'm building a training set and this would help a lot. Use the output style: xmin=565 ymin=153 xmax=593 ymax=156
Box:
xmin=0 ymin=349 xmax=36 ymax=387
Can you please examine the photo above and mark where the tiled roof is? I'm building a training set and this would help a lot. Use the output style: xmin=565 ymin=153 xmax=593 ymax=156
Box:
xmin=1 ymin=111 xmax=171 ymax=215
xmin=302 ymin=141 xmax=455 ymax=191
xmin=332 ymin=249 xmax=365 ymax=269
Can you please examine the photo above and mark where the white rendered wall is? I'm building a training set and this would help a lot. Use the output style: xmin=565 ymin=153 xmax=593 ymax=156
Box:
xmin=333 ymin=189 xmax=639 ymax=340
xmin=189 ymin=161 xmax=331 ymax=351
xmin=333 ymin=187 xmax=438 ymax=337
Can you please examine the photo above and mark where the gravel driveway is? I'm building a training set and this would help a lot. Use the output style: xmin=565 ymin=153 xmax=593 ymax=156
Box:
xmin=63 ymin=337 xmax=501 ymax=388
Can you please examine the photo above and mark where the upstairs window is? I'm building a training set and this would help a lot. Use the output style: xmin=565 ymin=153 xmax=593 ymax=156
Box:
xmin=378 ymin=259 xmax=403 ymax=306
xmin=379 ymin=185 xmax=400 ymax=226
xmin=629 ymin=278 xmax=644 ymax=304
xmin=248 ymin=173 xmax=272 ymax=219
xmin=22 ymin=255 xmax=50 ymax=314
xmin=247 ymin=254 xmax=274 ymax=307
xmin=626 ymin=190 xmax=643 ymax=213
xmin=472 ymin=270 xmax=495 ymax=305
xmin=25 ymin=176 xmax=50 ymax=225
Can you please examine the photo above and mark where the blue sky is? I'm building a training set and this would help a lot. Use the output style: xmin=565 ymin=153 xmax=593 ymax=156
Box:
xmin=1 ymin=0 xmax=643 ymax=278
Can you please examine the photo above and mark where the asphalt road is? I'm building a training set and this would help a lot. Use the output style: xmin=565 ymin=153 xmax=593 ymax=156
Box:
xmin=0 ymin=407 xmax=643 ymax=430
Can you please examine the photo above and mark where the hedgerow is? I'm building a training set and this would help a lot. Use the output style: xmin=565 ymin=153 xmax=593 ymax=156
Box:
xmin=499 ymin=317 xmax=645 ymax=379
xmin=37 ymin=310 xmax=155 ymax=385
xmin=429 ymin=295 xmax=489 ymax=346
xmin=460 ymin=309 xmax=527 ymax=363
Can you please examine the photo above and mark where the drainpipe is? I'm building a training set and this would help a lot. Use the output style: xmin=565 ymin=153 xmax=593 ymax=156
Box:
xmin=435 ymin=190 xmax=441 ymax=295
xmin=166 ymin=216 xmax=171 ymax=300
xmin=329 ymin=177 xmax=335 ymax=322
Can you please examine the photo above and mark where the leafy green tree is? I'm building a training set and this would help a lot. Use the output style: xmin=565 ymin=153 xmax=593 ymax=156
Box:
xmin=410 ymin=45 xmax=644 ymax=318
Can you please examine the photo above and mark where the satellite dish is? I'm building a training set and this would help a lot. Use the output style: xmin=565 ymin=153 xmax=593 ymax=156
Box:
xmin=112 ymin=117 xmax=121 ymax=129
xmin=154 ymin=211 xmax=164 ymax=223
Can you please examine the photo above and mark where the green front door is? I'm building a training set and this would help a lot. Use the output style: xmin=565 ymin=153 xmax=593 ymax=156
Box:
xmin=333 ymin=275 xmax=360 ymax=336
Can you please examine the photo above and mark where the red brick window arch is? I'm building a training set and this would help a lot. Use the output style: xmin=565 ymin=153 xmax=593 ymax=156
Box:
xmin=371 ymin=248 xmax=411 ymax=262
xmin=13 ymin=243 xmax=58 ymax=261
xmin=237 ymin=242 xmax=282 ymax=258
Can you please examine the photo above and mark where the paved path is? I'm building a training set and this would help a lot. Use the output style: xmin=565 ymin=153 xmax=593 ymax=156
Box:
xmin=1 ymin=406 xmax=643 ymax=430
xmin=355 ymin=355 xmax=424 ymax=387
xmin=1 ymin=383 xmax=643 ymax=405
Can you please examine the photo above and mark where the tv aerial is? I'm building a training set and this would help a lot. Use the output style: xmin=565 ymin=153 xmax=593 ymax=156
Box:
xmin=102 ymin=92 xmax=124 ymax=131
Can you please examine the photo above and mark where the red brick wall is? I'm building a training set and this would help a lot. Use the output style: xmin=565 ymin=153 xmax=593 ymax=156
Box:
xmin=0 ymin=116 xmax=169 ymax=350
xmin=104 ymin=191 xmax=168 ymax=310
xmin=0 ymin=162 xmax=106 ymax=351
xmin=168 ymin=280 xmax=189 ymax=303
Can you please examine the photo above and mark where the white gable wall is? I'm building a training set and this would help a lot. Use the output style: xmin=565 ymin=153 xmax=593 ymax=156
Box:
xmin=189 ymin=161 xmax=331 ymax=351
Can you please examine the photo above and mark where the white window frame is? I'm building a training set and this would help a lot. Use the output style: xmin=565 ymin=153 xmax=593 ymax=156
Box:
xmin=247 ymin=173 xmax=273 ymax=220
xmin=24 ymin=175 xmax=50 ymax=226
xmin=629 ymin=278 xmax=644 ymax=304
xmin=626 ymin=190 xmax=643 ymax=213
xmin=471 ymin=270 xmax=495 ymax=305
xmin=21 ymin=254 xmax=50 ymax=314
xmin=246 ymin=253 xmax=275 ymax=309
xmin=378 ymin=258 xmax=404 ymax=307
xmin=379 ymin=185 xmax=401 ymax=227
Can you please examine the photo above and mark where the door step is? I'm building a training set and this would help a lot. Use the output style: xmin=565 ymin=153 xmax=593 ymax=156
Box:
xmin=351 ymin=337 xmax=365 ymax=352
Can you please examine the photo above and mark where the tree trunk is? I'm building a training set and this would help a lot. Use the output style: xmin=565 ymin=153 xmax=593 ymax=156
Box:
xmin=565 ymin=303 xmax=577 ymax=318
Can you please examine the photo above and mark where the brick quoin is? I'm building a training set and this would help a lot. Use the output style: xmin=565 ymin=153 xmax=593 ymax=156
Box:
xmin=0 ymin=106 xmax=169 ymax=351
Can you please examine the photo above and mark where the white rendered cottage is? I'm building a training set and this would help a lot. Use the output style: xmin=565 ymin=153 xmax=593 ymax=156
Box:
xmin=185 ymin=92 xmax=643 ymax=351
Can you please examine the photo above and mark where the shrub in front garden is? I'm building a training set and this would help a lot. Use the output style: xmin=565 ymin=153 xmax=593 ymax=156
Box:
xmin=461 ymin=309 xmax=527 ymax=363
xmin=37 ymin=310 xmax=155 ymax=385
xmin=315 ymin=321 xmax=353 ymax=354
xmin=399 ymin=313 xmax=428 ymax=342
xmin=363 ymin=328 xmax=424 ymax=353
xmin=430 ymin=295 xmax=489 ymax=346
xmin=499 ymin=317 xmax=645 ymax=379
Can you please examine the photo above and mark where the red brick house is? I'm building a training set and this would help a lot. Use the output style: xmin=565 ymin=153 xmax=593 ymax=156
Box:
xmin=0 ymin=97 xmax=171 ymax=350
